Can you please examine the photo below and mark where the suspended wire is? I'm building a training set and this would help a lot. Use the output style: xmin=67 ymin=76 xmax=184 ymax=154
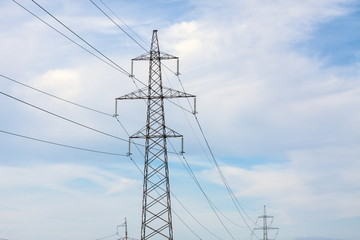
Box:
xmin=0 ymin=74 xmax=151 ymax=151
xmin=0 ymin=129 xmax=127 ymax=157
xmin=127 ymin=153 xmax=203 ymax=240
xmin=194 ymin=113 xmax=255 ymax=230
xmin=163 ymin=70 xmax=247 ymax=230
xmin=163 ymin=70 xmax=244 ymax=232
xmin=162 ymin=70 xmax=212 ymax=161
xmin=98 ymin=0 xmax=150 ymax=48
xmin=89 ymin=0 xmax=148 ymax=52
xmin=21 ymin=0 xmax=147 ymax=88
xmin=114 ymin=116 xmax=209 ymax=240
xmin=170 ymin=193 xmax=223 ymax=240
xmin=94 ymin=4 xmax=238 ymax=236
xmin=171 ymin=208 xmax=202 ymax=240
xmin=0 ymin=91 xmax=127 ymax=142
xmin=168 ymin=141 xmax=236 ymax=240
xmin=11 ymin=0 xmax=128 ymax=76
xmin=29 ymin=0 xmax=131 ymax=76
xmin=18 ymin=0 xmax=251 ymax=236
xmin=0 ymin=203 xmax=121 ymax=222
xmin=7 ymin=3 xmax=214 ymax=237
xmin=0 ymin=74 xmax=113 ymax=117
xmin=14 ymin=0 xmax=148 ymax=89
xmin=170 ymin=69 xmax=257 ymax=230
xmin=89 ymin=0 xmax=194 ymax=114
xmin=163 ymin=60 xmax=257 ymax=230
xmin=95 ymin=233 xmax=118 ymax=240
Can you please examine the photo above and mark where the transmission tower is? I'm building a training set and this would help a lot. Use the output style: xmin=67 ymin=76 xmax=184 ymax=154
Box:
xmin=253 ymin=205 xmax=279 ymax=240
xmin=116 ymin=30 xmax=195 ymax=240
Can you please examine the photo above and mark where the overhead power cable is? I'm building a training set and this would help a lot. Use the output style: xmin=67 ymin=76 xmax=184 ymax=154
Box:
xmin=13 ymin=0 xmax=147 ymax=88
xmin=114 ymin=116 xmax=211 ymax=240
xmin=168 ymin=141 xmax=236 ymax=240
xmin=98 ymin=0 xmax=150 ymax=48
xmin=0 ymin=90 xmax=127 ymax=142
xmin=7 ymin=3 xmax=213 ymax=237
xmin=29 ymin=0 xmax=132 ymax=77
xmin=163 ymin=62 xmax=257 ymax=230
xmin=95 ymin=233 xmax=118 ymax=240
xmin=89 ymin=0 xmax=148 ymax=52
xmin=11 ymin=0 xmax=129 ymax=76
xmin=164 ymin=66 xmax=257 ymax=230
xmin=0 ymin=74 xmax=112 ymax=117
xmin=175 ymin=72 xmax=256 ymax=230
xmin=194 ymin=113 xmax=255 ymax=231
xmin=0 ymin=129 xmax=127 ymax=157
xmin=96 ymin=9 xmax=235 ymax=236
xmin=89 ymin=0 xmax=186 ymax=104
xmin=163 ymin=69 xmax=248 ymax=230
xmin=31 ymin=0 xmax=149 ymax=88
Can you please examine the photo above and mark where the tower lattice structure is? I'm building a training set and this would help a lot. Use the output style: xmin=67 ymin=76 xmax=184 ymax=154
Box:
xmin=116 ymin=30 xmax=195 ymax=240
xmin=253 ymin=205 xmax=279 ymax=240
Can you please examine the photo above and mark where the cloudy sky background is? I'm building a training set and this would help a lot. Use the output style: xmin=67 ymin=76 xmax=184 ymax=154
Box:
xmin=0 ymin=0 xmax=359 ymax=240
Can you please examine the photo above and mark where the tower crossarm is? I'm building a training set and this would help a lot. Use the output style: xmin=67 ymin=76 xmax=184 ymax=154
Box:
xmin=254 ymin=227 xmax=279 ymax=230
xmin=130 ymin=126 xmax=183 ymax=139
xmin=132 ymin=52 xmax=178 ymax=61
xmin=116 ymin=30 xmax=194 ymax=240
xmin=116 ymin=87 xmax=195 ymax=100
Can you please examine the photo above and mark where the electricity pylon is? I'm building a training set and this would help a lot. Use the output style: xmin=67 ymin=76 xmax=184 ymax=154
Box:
xmin=116 ymin=30 xmax=195 ymax=240
xmin=117 ymin=218 xmax=128 ymax=240
xmin=253 ymin=205 xmax=279 ymax=240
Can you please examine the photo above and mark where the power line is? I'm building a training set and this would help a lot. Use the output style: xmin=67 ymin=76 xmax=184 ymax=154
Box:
xmin=171 ymin=70 xmax=257 ymax=230
xmin=89 ymin=0 xmax=189 ymax=108
xmin=13 ymin=0 xmax=147 ymax=88
xmin=15 ymin=0 xmax=250 ymax=236
xmin=163 ymin=70 xmax=249 ymax=230
xmin=0 ymin=203 xmax=122 ymax=222
xmin=101 ymin=16 xmax=237 ymax=236
xmin=170 ymin=192 xmax=223 ymax=240
xmin=168 ymin=142 xmax=236 ymax=240
xmin=11 ymin=0 xmax=129 ymax=76
xmin=0 ymin=129 xmax=127 ymax=157
xmin=6 ymin=3 xmax=233 ymax=238
xmin=194 ymin=113 xmax=256 ymax=231
xmin=29 ymin=0 xmax=150 ymax=90
xmin=98 ymin=0 xmax=150 ymax=48
xmin=114 ymin=115 xmax=209 ymax=240
xmin=0 ymin=74 xmax=151 ymax=151
xmin=0 ymin=74 xmax=113 ymax=117
xmin=29 ymin=0 xmax=132 ymax=77
xmin=163 ymin=69 xmax=256 ymax=229
xmin=0 ymin=90 xmax=127 ymax=142
xmin=89 ymin=0 xmax=148 ymax=52
xmin=95 ymin=233 xmax=118 ymax=240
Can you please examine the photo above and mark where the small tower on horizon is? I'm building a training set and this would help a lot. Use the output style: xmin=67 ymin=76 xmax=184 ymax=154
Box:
xmin=253 ymin=205 xmax=279 ymax=240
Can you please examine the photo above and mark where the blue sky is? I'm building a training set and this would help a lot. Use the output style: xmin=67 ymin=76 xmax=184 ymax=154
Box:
xmin=0 ymin=0 xmax=359 ymax=240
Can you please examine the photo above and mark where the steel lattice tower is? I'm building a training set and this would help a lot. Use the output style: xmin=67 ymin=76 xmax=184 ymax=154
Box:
xmin=253 ymin=205 xmax=279 ymax=240
xmin=116 ymin=30 xmax=195 ymax=240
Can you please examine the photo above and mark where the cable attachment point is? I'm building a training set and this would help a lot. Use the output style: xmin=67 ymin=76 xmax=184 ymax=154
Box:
xmin=179 ymin=137 xmax=185 ymax=155
xmin=127 ymin=139 xmax=132 ymax=156
xmin=175 ymin=59 xmax=181 ymax=76
xmin=193 ymin=98 xmax=198 ymax=115
xmin=114 ymin=99 xmax=119 ymax=117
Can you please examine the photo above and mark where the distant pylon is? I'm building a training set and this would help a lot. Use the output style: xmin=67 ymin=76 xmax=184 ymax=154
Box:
xmin=116 ymin=30 xmax=195 ymax=240
xmin=253 ymin=205 xmax=279 ymax=240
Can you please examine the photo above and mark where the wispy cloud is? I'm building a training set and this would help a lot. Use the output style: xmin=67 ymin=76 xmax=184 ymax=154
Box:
xmin=0 ymin=0 xmax=359 ymax=239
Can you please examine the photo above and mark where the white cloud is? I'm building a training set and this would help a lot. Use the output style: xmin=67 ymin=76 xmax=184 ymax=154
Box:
xmin=159 ymin=0 xmax=360 ymax=157
xmin=1 ymin=0 xmax=359 ymax=239
xmin=200 ymin=145 xmax=360 ymax=225
xmin=0 ymin=163 xmax=139 ymax=195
